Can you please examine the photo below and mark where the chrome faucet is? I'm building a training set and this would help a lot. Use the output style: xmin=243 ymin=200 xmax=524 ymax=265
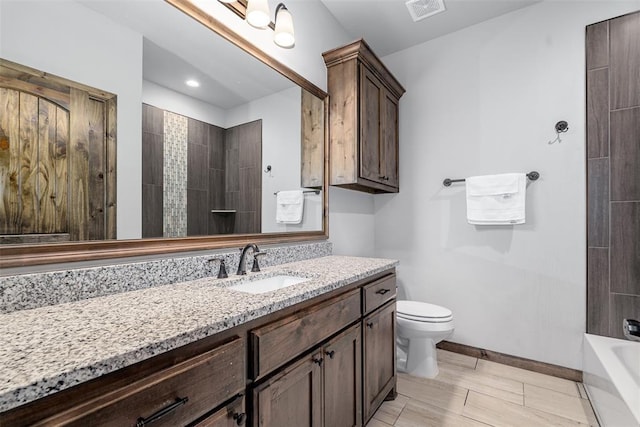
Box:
xmin=237 ymin=243 xmax=264 ymax=275
xmin=623 ymin=319 xmax=640 ymax=342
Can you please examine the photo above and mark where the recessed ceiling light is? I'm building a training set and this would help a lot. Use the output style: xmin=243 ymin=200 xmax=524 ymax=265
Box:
xmin=185 ymin=79 xmax=200 ymax=88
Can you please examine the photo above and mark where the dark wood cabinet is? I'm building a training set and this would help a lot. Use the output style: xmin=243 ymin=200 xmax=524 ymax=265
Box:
xmin=363 ymin=301 xmax=397 ymax=423
xmin=193 ymin=394 xmax=245 ymax=427
xmin=252 ymin=352 xmax=323 ymax=427
xmin=323 ymin=39 xmax=405 ymax=194
xmin=323 ymin=324 xmax=362 ymax=427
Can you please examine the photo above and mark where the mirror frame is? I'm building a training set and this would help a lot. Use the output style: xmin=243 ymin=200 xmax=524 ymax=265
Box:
xmin=0 ymin=0 xmax=329 ymax=269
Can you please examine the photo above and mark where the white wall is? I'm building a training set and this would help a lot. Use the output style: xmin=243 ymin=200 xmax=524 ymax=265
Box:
xmin=142 ymin=80 xmax=227 ymax=128
xmin=376 ymin=1 xmax=640 ymax=370
xmin=0 ymin=0 xmax=143 ymax=239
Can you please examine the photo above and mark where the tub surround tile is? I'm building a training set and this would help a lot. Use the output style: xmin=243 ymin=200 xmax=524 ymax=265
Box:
xmin=587 ymin=248 xmax=610 ymax=336
xmin=610 ymin=108 xmax=640 ymax=201
xmin=586 ymin=21 xmax=608 ymax=70
xmin=0 ymin=255 xmax=397 ymax=412
xmin=0 ymin=242 xmax=332 ymax=314
xmin=587 ymin=158 xmax=609 ymax=247
xmin=610 ymin=202 xmax=640 ymax=296
xmin=610 ymin=293 xmax=640 ymax=339
xmin=586 ymin=69 xmax=609 ymax=159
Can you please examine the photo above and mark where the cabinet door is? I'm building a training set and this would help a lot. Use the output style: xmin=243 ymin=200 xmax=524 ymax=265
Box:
xmin=363 ymin=301 xmax=396 ymax=423
xmin=381 ymin=91 xmax=399 ymax=189
xmin=253 ymin=353 xmax=323 ymax=427
xmin=359 ymin=66 xmax=383 ymax=184
xmin=324 ymin=324 xmax=362 ymax=427
xmin=193 ymin=395 xmax=245 ymax=427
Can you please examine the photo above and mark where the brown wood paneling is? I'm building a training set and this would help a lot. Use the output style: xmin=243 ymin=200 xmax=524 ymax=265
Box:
xmin=0 ymin=88 xmax=20 ymax=234
xmin=18 ymin=92 xmax=38 ymax=234
xmin=610 ymin=202 xmax=640 ymax=295
xmin=436 ymin=341 xmax=583 ymax=382
xmin=193 ymin=395 xmax=244 ymax=427
xmin=142 ymin=103 xmax=164 ymax=135
xmin=587 ymin=248 xmax=610 ymax=336
xmin=105 ymin=97 xmax=116 ymax=240
xmin=586 ymin=21 xmax=609 ymax=70
xmin=610 ymin=12 xmax=640 ymax=109
xmin=208 ymin=169 xmax=225 ymax=209
xmin=0 ymin=75 xmax=71 ymax=110
xmin=142 ymin=184 xmax=163 ymax=238
xmin=327 ymin=59 xmax=358 ymax=185
xmin=225 ymin=127 xmax=239 ymax=193
xmin=587 ymin=158 xmax=609 ymax=247
xmin=610 ymin=293 xmax=640 ymax=339
xmin=36 ymin=100 xmax=57 ymax=233
xmin=610 ymin=107 xmax=640 ymax=201
xmin=0 ymin=233 xmax=70 ymax=244
xmin=301 ymin=89 xmax=324 ymax=188
xmin=69 ymin=88 xmax=90 ymax=241
xmin=250 ymin=288 xmax=360 ymax=380
xmin=360 ymin=67 xmax=382 ymax=184
xmin=87 ymin=98 xmax=105 ymax=240
xmin=324 ymin=324 xmax=362 ymax=427
xmin=53 ymin=106 xmax=68 ymax=234
xmin=586 ymin=68 xmax=609 ymax=158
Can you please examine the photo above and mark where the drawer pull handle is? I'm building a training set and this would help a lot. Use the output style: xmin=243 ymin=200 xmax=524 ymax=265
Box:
xmin=232 ymin=412 xmax=247 ymax=425
xmin=136 ymin=396 xmax=189 ymax=427
xmin=325 ymin=350 xmax=336 ymax=359
xmin=366 ymin=322 xmax=374 ymax=328
xmin=375 ymin=288 xmax=390 ymax=295
xmin=312 ymin=357 xmax=324 ymax=366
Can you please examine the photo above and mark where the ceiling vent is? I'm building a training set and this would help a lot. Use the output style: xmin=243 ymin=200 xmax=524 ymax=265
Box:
xmin=405 ymin=0 xmax=446 ymax=22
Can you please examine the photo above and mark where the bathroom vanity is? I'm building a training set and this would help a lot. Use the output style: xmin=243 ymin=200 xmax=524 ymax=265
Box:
xmin=0 ymin=256 xmax=397 ymax=426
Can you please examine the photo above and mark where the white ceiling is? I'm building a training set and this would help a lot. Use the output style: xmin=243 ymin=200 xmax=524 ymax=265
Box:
xmin=78 ymin=0 xmax=542 ymax=107
xmin=319 ymin=0 xmax=541 ymax=56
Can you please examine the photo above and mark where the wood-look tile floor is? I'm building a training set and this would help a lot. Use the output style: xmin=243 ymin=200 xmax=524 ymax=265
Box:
xmin=368 ymin=350 xmax=599 ymax=427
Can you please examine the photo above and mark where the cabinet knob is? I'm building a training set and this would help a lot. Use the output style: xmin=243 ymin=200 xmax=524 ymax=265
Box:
xmin=325 ymin=350 xmax=336 ymax=359
xmin=312 ymin=357 xmax=324 ymax=366
xmin=375 ymin=288 xmax=390 ymax=295
xmin=366 ymin=322 xmax=374 ymax=328
xmin=232 ymin=412 xmax=246 ymax=425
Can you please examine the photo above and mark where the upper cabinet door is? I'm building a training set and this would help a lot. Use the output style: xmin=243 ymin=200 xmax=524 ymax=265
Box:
xmin=323 ymin=39 xmax=405 ymax=194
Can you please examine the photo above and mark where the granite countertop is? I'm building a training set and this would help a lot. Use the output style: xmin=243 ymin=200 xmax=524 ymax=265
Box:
xmin=0 ymin=255 xmax=397 ymax=412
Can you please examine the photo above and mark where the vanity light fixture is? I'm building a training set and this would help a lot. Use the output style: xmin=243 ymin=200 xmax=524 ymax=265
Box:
xmin=185 ymin=79 xmax=200 ymax=87
xmin=246 ymin=0 xmax=270 ymax=29
xmin=219 ymin=0 xmax=295 ymax=48
xmin=273 ymin=3 xmax=294 ymax=48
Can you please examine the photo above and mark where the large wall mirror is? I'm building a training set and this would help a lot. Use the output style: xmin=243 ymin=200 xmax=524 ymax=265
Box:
xmin=0 ymin=0 xmax=328 ymax=268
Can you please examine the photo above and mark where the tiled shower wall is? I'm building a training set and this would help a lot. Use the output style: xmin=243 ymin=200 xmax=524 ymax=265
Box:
xmin=586 ymin=12 xmax=640 ymax=339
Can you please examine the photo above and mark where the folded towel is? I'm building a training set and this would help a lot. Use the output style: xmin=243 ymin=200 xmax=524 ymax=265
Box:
xmin=276 ymin=190 xmax=304 ymax=224
xmin=466 ymin=173 xmax=526 ymax=225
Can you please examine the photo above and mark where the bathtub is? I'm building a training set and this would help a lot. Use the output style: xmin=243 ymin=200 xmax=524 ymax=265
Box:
xmin=583 ymin=334 xmax=640 ymax=426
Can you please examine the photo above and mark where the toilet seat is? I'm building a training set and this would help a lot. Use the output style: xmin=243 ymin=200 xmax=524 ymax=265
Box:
xmin=397 ymin=301 xmax=453 ymax=323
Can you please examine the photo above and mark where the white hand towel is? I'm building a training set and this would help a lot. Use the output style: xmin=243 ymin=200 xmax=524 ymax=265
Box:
xmin=466 ymin=173 xmax=526 ymax=225
xmin=276 ymin=190 xmax=304 ymax=224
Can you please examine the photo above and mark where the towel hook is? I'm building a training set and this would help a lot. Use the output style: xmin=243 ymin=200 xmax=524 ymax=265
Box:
xmin=548 ymin=120 xmax=569 ymax=145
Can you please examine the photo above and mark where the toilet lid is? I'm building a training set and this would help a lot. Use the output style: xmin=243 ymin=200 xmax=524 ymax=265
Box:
xmin=397 ymin=300 xmax=453 ymax=322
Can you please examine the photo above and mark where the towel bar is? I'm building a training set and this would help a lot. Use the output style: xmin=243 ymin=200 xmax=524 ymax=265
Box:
xmin=443 ymin=171 xmax=540 ymax=187
xmin=273 ymin=190 xmax=321 ymax=195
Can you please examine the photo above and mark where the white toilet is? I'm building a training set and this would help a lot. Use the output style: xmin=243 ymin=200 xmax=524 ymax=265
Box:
xmin=396 ymin=300 xmax=454 ymax=378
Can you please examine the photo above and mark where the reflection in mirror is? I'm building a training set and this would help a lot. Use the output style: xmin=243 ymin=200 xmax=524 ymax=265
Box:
xmin=0 ymin=0 xmax=325 ymax=247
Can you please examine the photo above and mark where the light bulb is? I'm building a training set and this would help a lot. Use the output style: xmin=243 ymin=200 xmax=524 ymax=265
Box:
xmin=246 ymin=0 xmax=270 ymax=29
xmin=274 ymin=3 xmax=294 ymax=48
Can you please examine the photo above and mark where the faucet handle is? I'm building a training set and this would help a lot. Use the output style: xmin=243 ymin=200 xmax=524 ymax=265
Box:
xmin=209 ymin=258 xmax=228 ymax=279
xmin=251 ymin=252 xmax=267 ymax=273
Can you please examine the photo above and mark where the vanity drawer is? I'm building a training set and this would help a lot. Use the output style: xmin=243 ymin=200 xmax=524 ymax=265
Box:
xmin=37 ymin=338 xmax=245 ymax=427
xmin=250 ymin=288 xmax=361 ymax=379
xmin=363 ymin=274 xmax=396 ymax=314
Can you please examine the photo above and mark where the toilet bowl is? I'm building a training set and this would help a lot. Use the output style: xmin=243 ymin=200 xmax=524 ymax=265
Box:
xmin=396 ymin=300 xmax=454 ymax=378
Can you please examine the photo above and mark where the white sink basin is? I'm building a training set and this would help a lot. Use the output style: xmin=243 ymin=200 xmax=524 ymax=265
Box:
xmin=227 ymin=275 xmax=310 ymax=294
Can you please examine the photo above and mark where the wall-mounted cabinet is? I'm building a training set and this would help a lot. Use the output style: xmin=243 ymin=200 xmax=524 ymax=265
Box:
xmin=323 ymin=39 xmax=405 ymax=194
